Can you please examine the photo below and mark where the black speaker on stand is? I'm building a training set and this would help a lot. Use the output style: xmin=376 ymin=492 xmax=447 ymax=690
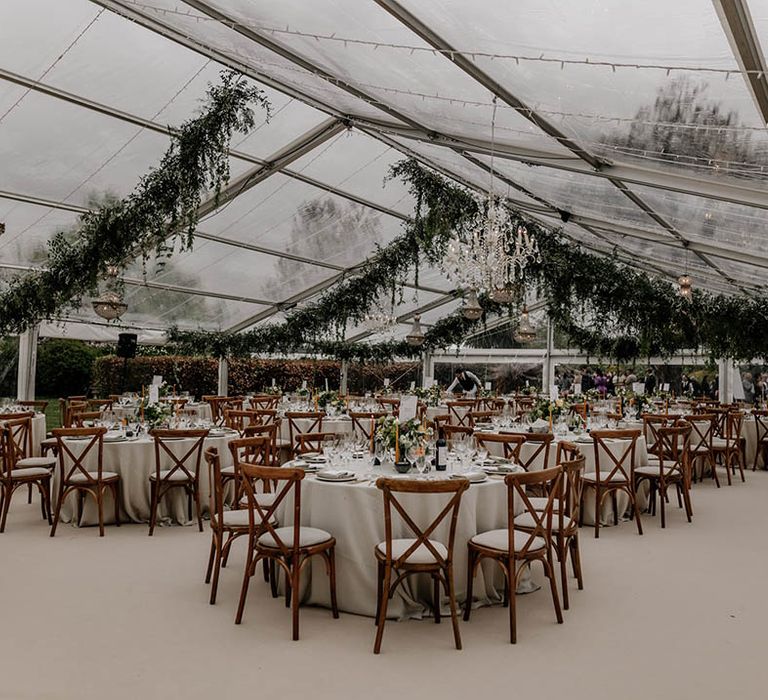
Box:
xmin=116 ymin=333 xmax=137 ymax=393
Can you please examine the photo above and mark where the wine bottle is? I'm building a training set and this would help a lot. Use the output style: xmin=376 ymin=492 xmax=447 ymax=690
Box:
xmin=435 ymin=429 xmax=447 ymax=471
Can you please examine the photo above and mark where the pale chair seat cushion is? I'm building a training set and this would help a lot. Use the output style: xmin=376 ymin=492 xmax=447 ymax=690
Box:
xmin=692 ymin=446 xmax=711 ymax=454
xmin=68 ymin=471 xmax=119 ymax=483
xmin=470 ymin=528 xmax=545 ymax=553
xmin=221 ymin=465 xmax=236 ymax=476
xmin=239 ymin=492 xmax=278 ymax=508
xmin=375 ymin=538 xmax=448 ymax=564
xmin=222 ymin=509 xmax=277 ymax=528
xmin=41 ymin=437 xmax=58 ymax=445
xmin=514 ymin=512 xmax=568 ymax=531
xmin=274 ymin=438 xmax=291 ymax=448
xmin=258 ymin=526 xmax=332 ymax=549
xmin=634 ymin=465 xmax=681 ymax=478
xmin=11 ymin=466 xmax=51 ymax=479
xmin=16 ymin=456 xmax=56 ymax=469
xmin=582 ymin=472 xmax=629 ymax=483
xmin=711 ymin=438 xmax=729 ymax=449
xmin=149 ymin=470 xmax=194 ymax=482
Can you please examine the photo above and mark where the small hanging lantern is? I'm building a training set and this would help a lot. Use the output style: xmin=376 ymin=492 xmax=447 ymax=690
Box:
xmin=462 ymin=289 xmax=483 ymax=320
xmin=678 ymin=274 xmax=693 ymax=302
xmin=514 ymin=306 xmax=537 ymax=343
xmin=406 ymin=314 xmax=425 ymax=346
xmin=92 ymin=264 xmax=127 ymax=321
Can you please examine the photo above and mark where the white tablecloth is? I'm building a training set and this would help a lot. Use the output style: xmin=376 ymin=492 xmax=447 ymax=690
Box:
xmin=279 ymin=416 xmax=355 ymax=443
xmin=30 ymin=414 xmax=46 ymax=456
xmin=276 ymin=467 xmax=520 ymax=619
xmin=54 ymin=433 xmax=236 ymax=527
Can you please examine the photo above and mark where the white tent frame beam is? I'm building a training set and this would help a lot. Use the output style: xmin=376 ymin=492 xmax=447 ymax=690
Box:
xmin=714 ymin=0 xmax=768 ymax=126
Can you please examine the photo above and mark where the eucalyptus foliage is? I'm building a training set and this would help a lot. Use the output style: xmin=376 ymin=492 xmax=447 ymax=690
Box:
xmin=0 ymin=70 xmax=270 ymax=334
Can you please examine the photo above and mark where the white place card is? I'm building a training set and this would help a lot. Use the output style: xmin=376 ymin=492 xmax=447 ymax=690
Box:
xmin=409 ymin=381 xmax=415 ymax=391
xmin=383 ymin=378 xmax=390 ymax=387
xmin=662 ymin=383 xmax=670 ymax=392
xmin=151 ymin=375 xmax=163 ymax=386
xmin=632 ymin=382 xmax=645 ymax=395
xmin=550 ymin=385 xmax=559 ymax=401
xmin=148 ymin=385 xmax=159 ymax=404
xmin=301 ymin=380 xmax=307 ymax=390
xmin=399 ymin=395 xmax=418 ymax=422
xmin=573 ymin=383 xmax=582 ymax=396
xmin=484 ymin=381 xmax=492 ymax=390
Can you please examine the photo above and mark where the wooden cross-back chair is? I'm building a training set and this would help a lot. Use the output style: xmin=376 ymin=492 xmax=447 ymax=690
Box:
xmin=204 ymin=446 xmax=252 ymax=605
xmin=376 ymin=397 xmax=400 ymax=417
xmin=432 ymin=414 xmax=451 ymax=433
xmin=59 ymin=399 xmax=88 ymax=428
xmin=235 ymin=463 xmax=338 ymax=639
xmin=50 ymin=427 xmax=121 ymax=537
xmin=18 ymin=400 xmax=48 ymax=414
xmin=147 ymin=428 xmax=209 ymax=536
xmin=373 ymin=476 xmax=469 ymax=654
xmin=349 ymin=411 xmax=387 ymax=443
xmin=249 ymin=409 xmax=277 ymax=426
xmin=516 ymin=455 xmax=586 ymax=610
xmin=642 ymin=414 xmax=681 ymax=457
xmin=683 ymin=413 xmax=717 ymax=486
xmin=203 ymin=396 xmax=244 ymax=425
xmin=242 ymin=423 xmax=280 ymax=465
xmin=0 ymin=416 xmax=53 ymax=532
xmin=285 ymin=411 xmax=323 ymax=455
xmin=556 ymin=440 xmax=581 ymax=464
xmin=474 ymin=433 xmax=525 ymax=462
xmin=465 ymin=466 xmax=564 ymax=643
xmin=442 ymin=424 xmax=473 ymax=448
xmin=752 ymin=411 xmax=768 ymax=471
xmin=513 ymin=397 xmax=536 ymax=419
xmin=227 ymin=435 xmax=276 ymax=511
xmin=447 ymin=400 xmax=475 ymax=427
xmin=224 ymin=409 xmax=260 ymax=435
xmin=296 ymin=432 xmax=339 ymax=455
xmin=72 ymin=410 xmax=102 ymax=427
xmin=468 ymin=410 xmax=496 ymax=427
xmin=249 ymin=395 xmax=280 ymax=410
xmin=478 ymin=397 xmax=505 ymax=413
xmin=634 ymin=425 xmax=692 ymax=529
xmin=86 ymin=398 xmax=113 ymax=412
xmin=711 ymin=411 xmax=745 ymax=486
xmin=519 ymin=433 xmax=554 ymax=472
xmin=583 ymin=429 xmax=643 ymax=538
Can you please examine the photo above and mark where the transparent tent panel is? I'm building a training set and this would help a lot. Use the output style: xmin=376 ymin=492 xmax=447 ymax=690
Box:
xmin=287 ymin=130 xmax=416 ymax=215
xmin=197 ymin=172 xmax=406 ymax=268
xmin=0 ymin=201 xmax=80 ymax=266
xmin=406 ymin=0 xmax=768 ymax=182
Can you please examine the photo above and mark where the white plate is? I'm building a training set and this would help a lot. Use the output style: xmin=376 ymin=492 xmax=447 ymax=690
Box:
xmin=482 ymin=464 xmax=522 ymax=475
xmin=315 ymin=473 xmax=356 ymax=483
xmin=316 ymin=469 xmax=356 ymax=482
xmin=451 ymin=471 xmax=488 ymax=484
xmin=103 ymin=435 xmax=126 ymax=443
xmin=304 ymin=455 xmax=327 ymax=464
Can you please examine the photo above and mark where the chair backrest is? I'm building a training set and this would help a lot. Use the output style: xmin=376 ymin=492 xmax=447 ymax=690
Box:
xmin=468 ymin=410 xmax=496 ymax=427
xmin=60 ymin=399 xmax=88 ymax=428
xmin=242 ymin=422 xmax=279 ymax=456
xmin=474 ymin=432 xmax=525 ymax=461
xmin=519 ymin=433 xmax=554 ymax=471
xmin=559 ymin=455 xmax=586 ymax=533
xmin=442 ymin=424 xmax=473 ymax=448
xmin=375 ymin=476 xmax=469 ymax=568
xmin=224 ymin=409 xmax=259 ymax=434
xmin=447 ymin=400 xmax=475 ymax=426
xmin=432 ymin=414 xmax=451 ymax=433
xmin=642 ymin=414 xmax=677 ymax=455
xmin=249 ymin=395 xmax=280 ymax=410
xmin=504 ymin=466 xmax=563 ymax=558
xmin=18 ymin=400 xmax=48 ymax=414
xmin=53 ymin=427 xmax=107 ymax=483
xmin=655 ymin=425 xmax=691 ymax=476
xmin=556 ymin=440 xmax=581 ymax=464
xmin=87 ymin=398 xmax=113 ymax=412
xmin=590 ymin=429 xmax=640 ymax=482
xmin=296 ymin=432 xmax=338 ymax=454
xmin=239 ymin=463 xmax=306 ymax=555
xmin=376 ymin=397 xmax=401 ymax=417
xmin=203 ymin=396 xmax=244 ymax=424
xmin=754 ymin=412 xmax=768 ymax=444
xmin=1 ymin=415 xmax=33 ymax=476
xmin=285 ymin=411 xmax=323 ymax=450
xmin=151 ymin=429 xmax=209 ymax=484
xmin=72 ymin=410 xmax=102 ymax=427
xmin=684 ymin=413 xmax=715 ymax=453
xmin=250 ymin=409 xmax=278 ymax=426
xmin=479 ymin=397 xmax=505 ymax=413
xmin=349 ymin=411 xmax=387 ymax=442
xmin=204 ymin=446 xmax=226 ymax=528
xmin=724 ymin=411 xmax=743 ymax=444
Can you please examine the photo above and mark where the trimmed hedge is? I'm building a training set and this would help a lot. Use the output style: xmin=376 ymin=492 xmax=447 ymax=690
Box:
xmin=93 ymin=355 xmax=420 ymax=398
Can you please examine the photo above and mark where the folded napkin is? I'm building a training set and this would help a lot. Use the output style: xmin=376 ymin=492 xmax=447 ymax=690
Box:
xmin=317 ymin=469 xmax=353 ymax=479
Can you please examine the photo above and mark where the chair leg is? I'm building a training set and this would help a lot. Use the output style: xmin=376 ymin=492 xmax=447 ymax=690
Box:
xmin=40 ymin=478 xmax=52 ymax=524
xmin=570 ymin=535 xmax=584 ymax=590
xmin=558 ymin=537 xmax=570 ymax=611
xmin=262 ymin=558 xmax=270 ymax=583
xmin=593 ymin=485 xmax=601 ymax=539
xmin=209 ymin=535 xmax=225 ymax=605
xmin=659 ymin=481 xmax=666 ymax=529
xmin=631 ymin=489 xmax=643 ymax=536
xmin=193 ymin=485 xmax=203 ymax=533
xmin=27 ymin=482 xmax=32 ymax=504
xmin=508 ymin=560 xmax=517 ymax=644
xmin=205 ymin=533 xmax=217 ymax=583
xmin=0 ymin=485 xmax=11 ymax=533
xmin=97 ymin=486 xmax=105 ymax=537
xmin=433 ymin=574 xmax=441 ymax=624
xmin=328 ymin=547 xmax=339 ymax=620
xmin=463 ymin=547 xmax=477 ymax=622
xmin=291 ymin=563 xmax=301 ymax=641
xmin=235 ymin=543 xmax=255 ymax=625
xmin=375 ymin=559 xmax=384 ymax=625
xmin=445 ymin=565 xmax=462 ymax=651
xmin=50 ymin=489 xmax=65 ymax=537
xmin=112 ymin=482 xmax=121 ymax=527
xmin=682 ymin=484 xmax=693 ymax=523
xmin=269 ymin=559 xmax=278 ymax=598
xmin=373 ymin=562 xmax=392 ymax=654
xmin=148 ymin=481 xmax=159 ymax=536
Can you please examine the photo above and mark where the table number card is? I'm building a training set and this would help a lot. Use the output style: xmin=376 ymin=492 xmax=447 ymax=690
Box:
xmin=409 ymin=381 xmax=416 ymax=391
xmin=484 ymin=381 xmax=492 ymax=390
xmin=573 ymin=383 xmax=582 ymax=396
xmin=399 ymin=395 xmax=418 ymax=422
xmin=148 ymin=385 xmax=159 ymax=404
xmin=550 ymin=385 xmax=559 ymax=401
xmin=662 ymin=383 xmax=670 ymax=392
xmin=151 ymin=375 xmax=163 ymax=386
xmin=383 ymin=378 xmax=390 ymax=387
xmin=632 ymin=382 xmax=645 ymax=395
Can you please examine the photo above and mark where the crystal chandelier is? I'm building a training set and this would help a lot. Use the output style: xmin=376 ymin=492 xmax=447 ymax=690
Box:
xmin=443 ymin=98 xmax=540 ymax=303
xmin=462 ymin=289 xmax=483 ymax=320
xmin=405 ymin=315 xmax=425 ymax=346
xmin=514 ymin=306 xmax=537 ymax=343
xmin=92 ymin=264 xmax=127 ymax=321
xmin=363 ymin=300 xmax=397 ymax=333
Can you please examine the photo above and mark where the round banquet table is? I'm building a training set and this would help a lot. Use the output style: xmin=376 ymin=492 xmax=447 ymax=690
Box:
xmin=275 ymin=464 xmax=525 ymax=619
xmin=740 ymin=416 xmax=765 ymax=470
xmin=479 ymin=430 xmax=650 ymax=526
xmin=53 ymin=432 xmax=237 ymax=528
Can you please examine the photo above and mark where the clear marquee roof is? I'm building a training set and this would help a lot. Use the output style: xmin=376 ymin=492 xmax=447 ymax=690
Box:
xmin=1 ymin=0 xmax=767 ymax=344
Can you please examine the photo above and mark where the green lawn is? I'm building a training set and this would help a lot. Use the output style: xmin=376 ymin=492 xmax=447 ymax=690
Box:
xmin=39 ymin=397 xmax=61 ymax=433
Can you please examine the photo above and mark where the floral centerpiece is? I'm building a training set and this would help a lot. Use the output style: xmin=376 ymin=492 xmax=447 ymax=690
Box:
xmin=528 ymin=398 xmax=569 ymax=422
xmin=412 ymin=384 xmax=442 ymax=407
xmin=296 ymin=386 xmax=310 ymax=398
xmin=375 ymin=415 xmax=432 ymax=461
xmin=140 ymin=398 xmax=172 ymax=429
xmin=264 ymin=384 xmax=282 ymax=395
xmin=618 ymin=389 xmax=651 ymax=419
xmin=317 ymin=390 xmax=344 ymax=412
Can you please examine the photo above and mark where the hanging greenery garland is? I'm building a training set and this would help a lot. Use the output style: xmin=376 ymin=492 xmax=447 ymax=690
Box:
xmin=0 ymin=70 xmax=271 ymax=335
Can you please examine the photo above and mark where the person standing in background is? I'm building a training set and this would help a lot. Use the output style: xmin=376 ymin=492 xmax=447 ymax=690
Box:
xmin=644 ymin=367 xmax=657 ymax=395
